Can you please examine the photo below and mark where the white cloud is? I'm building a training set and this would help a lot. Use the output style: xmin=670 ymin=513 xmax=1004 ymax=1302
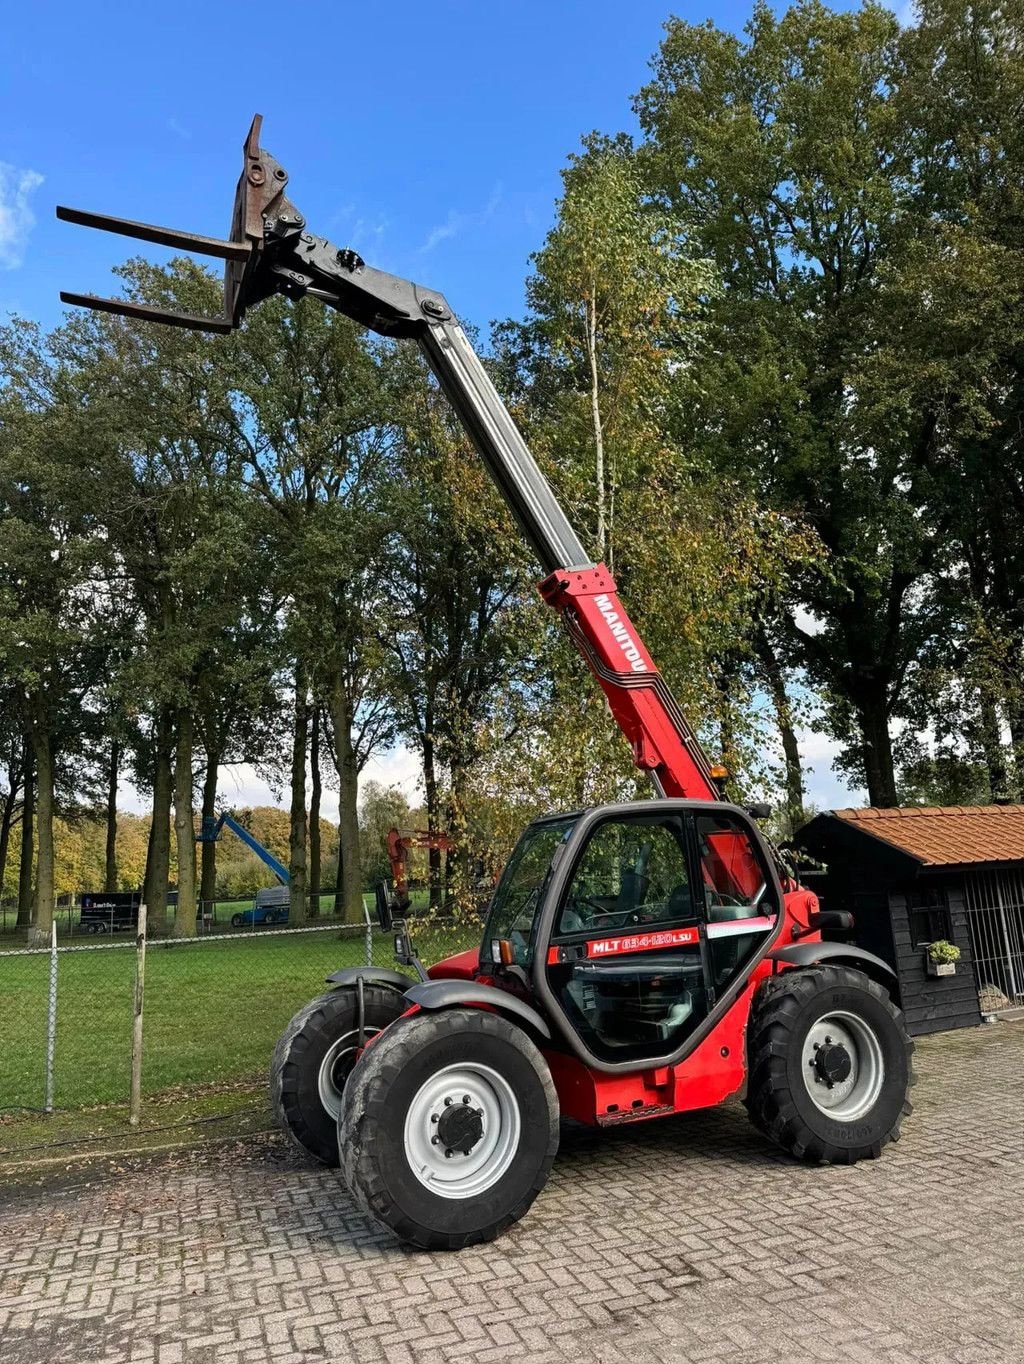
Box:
xmin=419 ymin=182 xmax=503 ymax=254
xmin=0 ymin=162 xmax=44 ymax=269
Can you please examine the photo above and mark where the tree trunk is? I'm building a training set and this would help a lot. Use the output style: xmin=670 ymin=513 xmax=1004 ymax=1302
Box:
xmin=17 ymin=747 xmax=34 ymax=928
xmin=0 ymin=779 xmax=20 ymax=910
xmin=1007 ymin=696 xmax=1024 ymax=803
xmin=327 ymin=673 xmax=363 ymax=925
xmin=199 ymin=746 xmax=220 ymax=911
xmin=30 ymin=716 xmax=55 ymax=945
xmin=104 ymin=738 xmax=120 ymax=893
xmin=979 ymin=691 xmax=1010 ymax=802
xmin=143 ymin=708 xmax=173 ymax=933
xmin=308 ymin=706 xmax=321 ymax=914
xmin=755 ymin=630 xmax=805 ymax=834
xmin=423 ymin=728 xmax=443 ymax=911
xmin=855 ymin=688 xmax=898 ymax=808
xmin=445 ymin=766 xmax=471 ymax=911
xmin=171 ymin=710 xmax=196 ymax=939
xmin=585 ymin=284 xmax=607 ymax=560
xmin=289 ymin=666 xmax=309 ymax=922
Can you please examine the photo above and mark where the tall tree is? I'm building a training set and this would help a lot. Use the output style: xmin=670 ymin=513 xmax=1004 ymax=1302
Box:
xmin=636 ymin=0 xmax=939 ymax=805
xmin=496 ymin=134 xmax=812 ymax=806
xmin=876 ymin=0 xmax=1024 ymax=797
xmin=228 ymin=297 xmax=396 ymax=923
xmin=55 ymin=259 xmax=254 ymax=935
xmin=0 ymin=322 xmax=111 ymax=941
xmin=378 ymin=346 xmax=536 ymax=905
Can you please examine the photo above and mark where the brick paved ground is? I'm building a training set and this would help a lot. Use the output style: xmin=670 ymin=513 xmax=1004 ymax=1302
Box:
xmin=0 ymin=1022 xmax=1022 ymax=1364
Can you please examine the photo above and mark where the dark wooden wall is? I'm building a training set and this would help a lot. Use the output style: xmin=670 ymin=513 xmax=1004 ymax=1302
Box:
xmin=888 ymin=880 xmax=983 ymax=1036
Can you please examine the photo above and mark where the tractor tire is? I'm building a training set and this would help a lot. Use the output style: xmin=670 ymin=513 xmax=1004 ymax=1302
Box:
xmin=271 ymin=984 xmax=407 ymax=1166
xmin=338 ymin=1008 xmax=559 ymax=1250
xmin=745 ymin=965 xmax=914 ymax=1165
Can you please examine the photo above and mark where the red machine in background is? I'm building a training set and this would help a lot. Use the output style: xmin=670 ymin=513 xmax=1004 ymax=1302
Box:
xmin=385 ymin=826 xmax=454 ymax=913
xmin=58 ymin=117 xmax=914 ymax=1252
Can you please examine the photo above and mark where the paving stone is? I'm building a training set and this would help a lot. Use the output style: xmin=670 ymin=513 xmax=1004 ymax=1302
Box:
xmin=1 ymin=1023 xmax=1022 ymax=1363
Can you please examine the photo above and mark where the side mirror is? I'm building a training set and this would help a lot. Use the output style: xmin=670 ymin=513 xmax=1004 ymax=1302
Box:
xmin=809 ymin=910 xmax=854 ymax=933
xmin=374 ymin=881 xmax=394 ymax=932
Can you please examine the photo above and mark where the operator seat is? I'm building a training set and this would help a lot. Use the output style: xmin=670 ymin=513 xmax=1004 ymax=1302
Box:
xmin=705 ymin=899 xmax=752 ymax=987
xmin=666 ymin=881 xmax=695 ymax=920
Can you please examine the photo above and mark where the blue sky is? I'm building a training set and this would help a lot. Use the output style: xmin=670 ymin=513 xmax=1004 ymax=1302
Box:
xmin=0 ymin=0 xmax=861 ymax=813
xmin=0 ymin=0 xmax=768 ymax=332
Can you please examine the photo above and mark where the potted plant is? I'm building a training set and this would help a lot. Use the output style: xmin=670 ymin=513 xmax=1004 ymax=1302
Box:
xmin=925 ymin=939 xmax=960 ymax=978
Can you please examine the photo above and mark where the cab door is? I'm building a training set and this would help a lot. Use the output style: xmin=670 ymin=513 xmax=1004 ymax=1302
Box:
xmin=538 ymin=804 xmax=780 ymax=1068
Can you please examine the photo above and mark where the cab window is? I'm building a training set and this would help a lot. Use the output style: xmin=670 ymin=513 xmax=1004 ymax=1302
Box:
xmin=548 ymin=814 xmax=707 ymax=1064
xmin=696 ymin=811 xmax=777 ymax=989
xmin=555 ymin=817 xmax=694 ymax=938
xmin=482 ymin=816 xmax=576 ymax=966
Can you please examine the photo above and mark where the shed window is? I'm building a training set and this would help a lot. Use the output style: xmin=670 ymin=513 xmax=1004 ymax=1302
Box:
xmin=906 ymin=887 xmax=952 ymax=948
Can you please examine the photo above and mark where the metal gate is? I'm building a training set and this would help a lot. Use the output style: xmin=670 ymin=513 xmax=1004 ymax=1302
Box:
xmin=964 ymin=867 xmax=1024 ymax=1012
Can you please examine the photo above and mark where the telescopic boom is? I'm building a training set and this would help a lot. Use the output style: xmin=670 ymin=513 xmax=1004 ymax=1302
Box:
xmin=57 ymin=115 xmax=721 ymax=803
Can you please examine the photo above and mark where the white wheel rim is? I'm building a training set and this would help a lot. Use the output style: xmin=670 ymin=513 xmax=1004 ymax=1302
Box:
xmin=403 ymin=1062 xmax=521 ymax=1200
xmin=317 ymin=1028 xmax=380 ymax=1120
xmin=801 ymin=1010 xmax=885 ymax=1121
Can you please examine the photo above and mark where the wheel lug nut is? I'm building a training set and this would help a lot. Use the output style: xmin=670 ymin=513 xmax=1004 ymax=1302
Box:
xmin=430 ymin=1114 xmax=439 ymax=1124
xmin=431 ymin=1136 xmax=440 ymax=1145
xmin=444 ymin=1097 xmax=453 ymax=1106
xmin=462 ymin=1095 xmax=471 ymax=1104
xmin=444 ymin=1149 xmax=453 ymax=1159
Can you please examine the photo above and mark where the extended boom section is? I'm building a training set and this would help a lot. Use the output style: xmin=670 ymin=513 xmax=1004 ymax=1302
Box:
xmin=57 ymin=114 xmax=720 ymax=803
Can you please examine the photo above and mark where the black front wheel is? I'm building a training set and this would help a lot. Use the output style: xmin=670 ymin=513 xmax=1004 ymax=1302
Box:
xmin=338 ymin=1008 xmax=559 ymax=1250
xmin=271 ymin=983 xmax=408 ymax=1166
xmin=745 ymin=965 xmax=914 ymax=1164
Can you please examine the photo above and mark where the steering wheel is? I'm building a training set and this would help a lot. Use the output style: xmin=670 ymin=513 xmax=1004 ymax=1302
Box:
xmin=570 ymin=895 xmax=634 ymax=928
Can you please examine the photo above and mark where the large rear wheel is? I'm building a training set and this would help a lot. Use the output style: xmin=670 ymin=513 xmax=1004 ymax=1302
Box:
xmin=271 ymin=983 xmax=407 ymax=1166
xmin=745 ymin=965 xmax=914 ymax=1164
xmin=338 ymin=1008 xmax=559 ymax=1249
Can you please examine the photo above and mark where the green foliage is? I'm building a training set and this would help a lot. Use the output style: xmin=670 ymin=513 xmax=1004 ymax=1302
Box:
xmin=358 ymin=781 xmax=413 ymax=889
xmin=632 ymin=0 xmax=1024 ymax=805
xmin=927 ymin=939 xmax=960 ymax=964
xmin=4 ymin=0 xmax=1024 ymax=931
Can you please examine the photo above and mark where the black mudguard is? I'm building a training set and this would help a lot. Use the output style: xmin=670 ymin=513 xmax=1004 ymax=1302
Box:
xmin=768 ymin=941 xmax=896 ymax=981
xmin=404 ymin=979 xmax=551 ymax=1040
xmin=325 ymin=966 xmax=412 ymax=991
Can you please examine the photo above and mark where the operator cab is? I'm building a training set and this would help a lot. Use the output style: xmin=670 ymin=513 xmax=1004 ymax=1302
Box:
xmin=480 ymin=800 xmax=783 ymax=1067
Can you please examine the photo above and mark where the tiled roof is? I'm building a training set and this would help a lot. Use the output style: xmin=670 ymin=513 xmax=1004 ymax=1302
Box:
xmin=831 ymin=805 xmax=1024 ymax=867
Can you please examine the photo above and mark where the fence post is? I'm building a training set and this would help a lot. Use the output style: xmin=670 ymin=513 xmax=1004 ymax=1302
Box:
xmin=363 ymin=900 xmax=373 ymax=966
xmin=44 ymin=920 xmax=59 ymax=1113
xmin=129 ymin=902 xmax=148 ymax=1126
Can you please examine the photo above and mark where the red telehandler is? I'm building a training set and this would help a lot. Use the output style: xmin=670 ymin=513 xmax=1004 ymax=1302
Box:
xmin=59 ymin=117 xmax=913 ymax=1250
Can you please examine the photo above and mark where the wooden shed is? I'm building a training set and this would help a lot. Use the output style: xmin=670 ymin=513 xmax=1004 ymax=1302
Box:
xmin=795 ymin=805 xmax=1024 ymax=1036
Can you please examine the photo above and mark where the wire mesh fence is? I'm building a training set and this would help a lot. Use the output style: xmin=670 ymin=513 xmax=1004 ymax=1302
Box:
xmin=0 ymin=890 xmax=378 ymax=940
xmin=0 ymin=903 xmax=480 ymax=1157
xmin=964 ymin=868 xmax=1024 ymax=1014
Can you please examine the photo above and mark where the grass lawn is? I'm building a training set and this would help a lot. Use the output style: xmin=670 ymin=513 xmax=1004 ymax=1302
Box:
xmin=0 ymin=918 xmax=478 ymax=1116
